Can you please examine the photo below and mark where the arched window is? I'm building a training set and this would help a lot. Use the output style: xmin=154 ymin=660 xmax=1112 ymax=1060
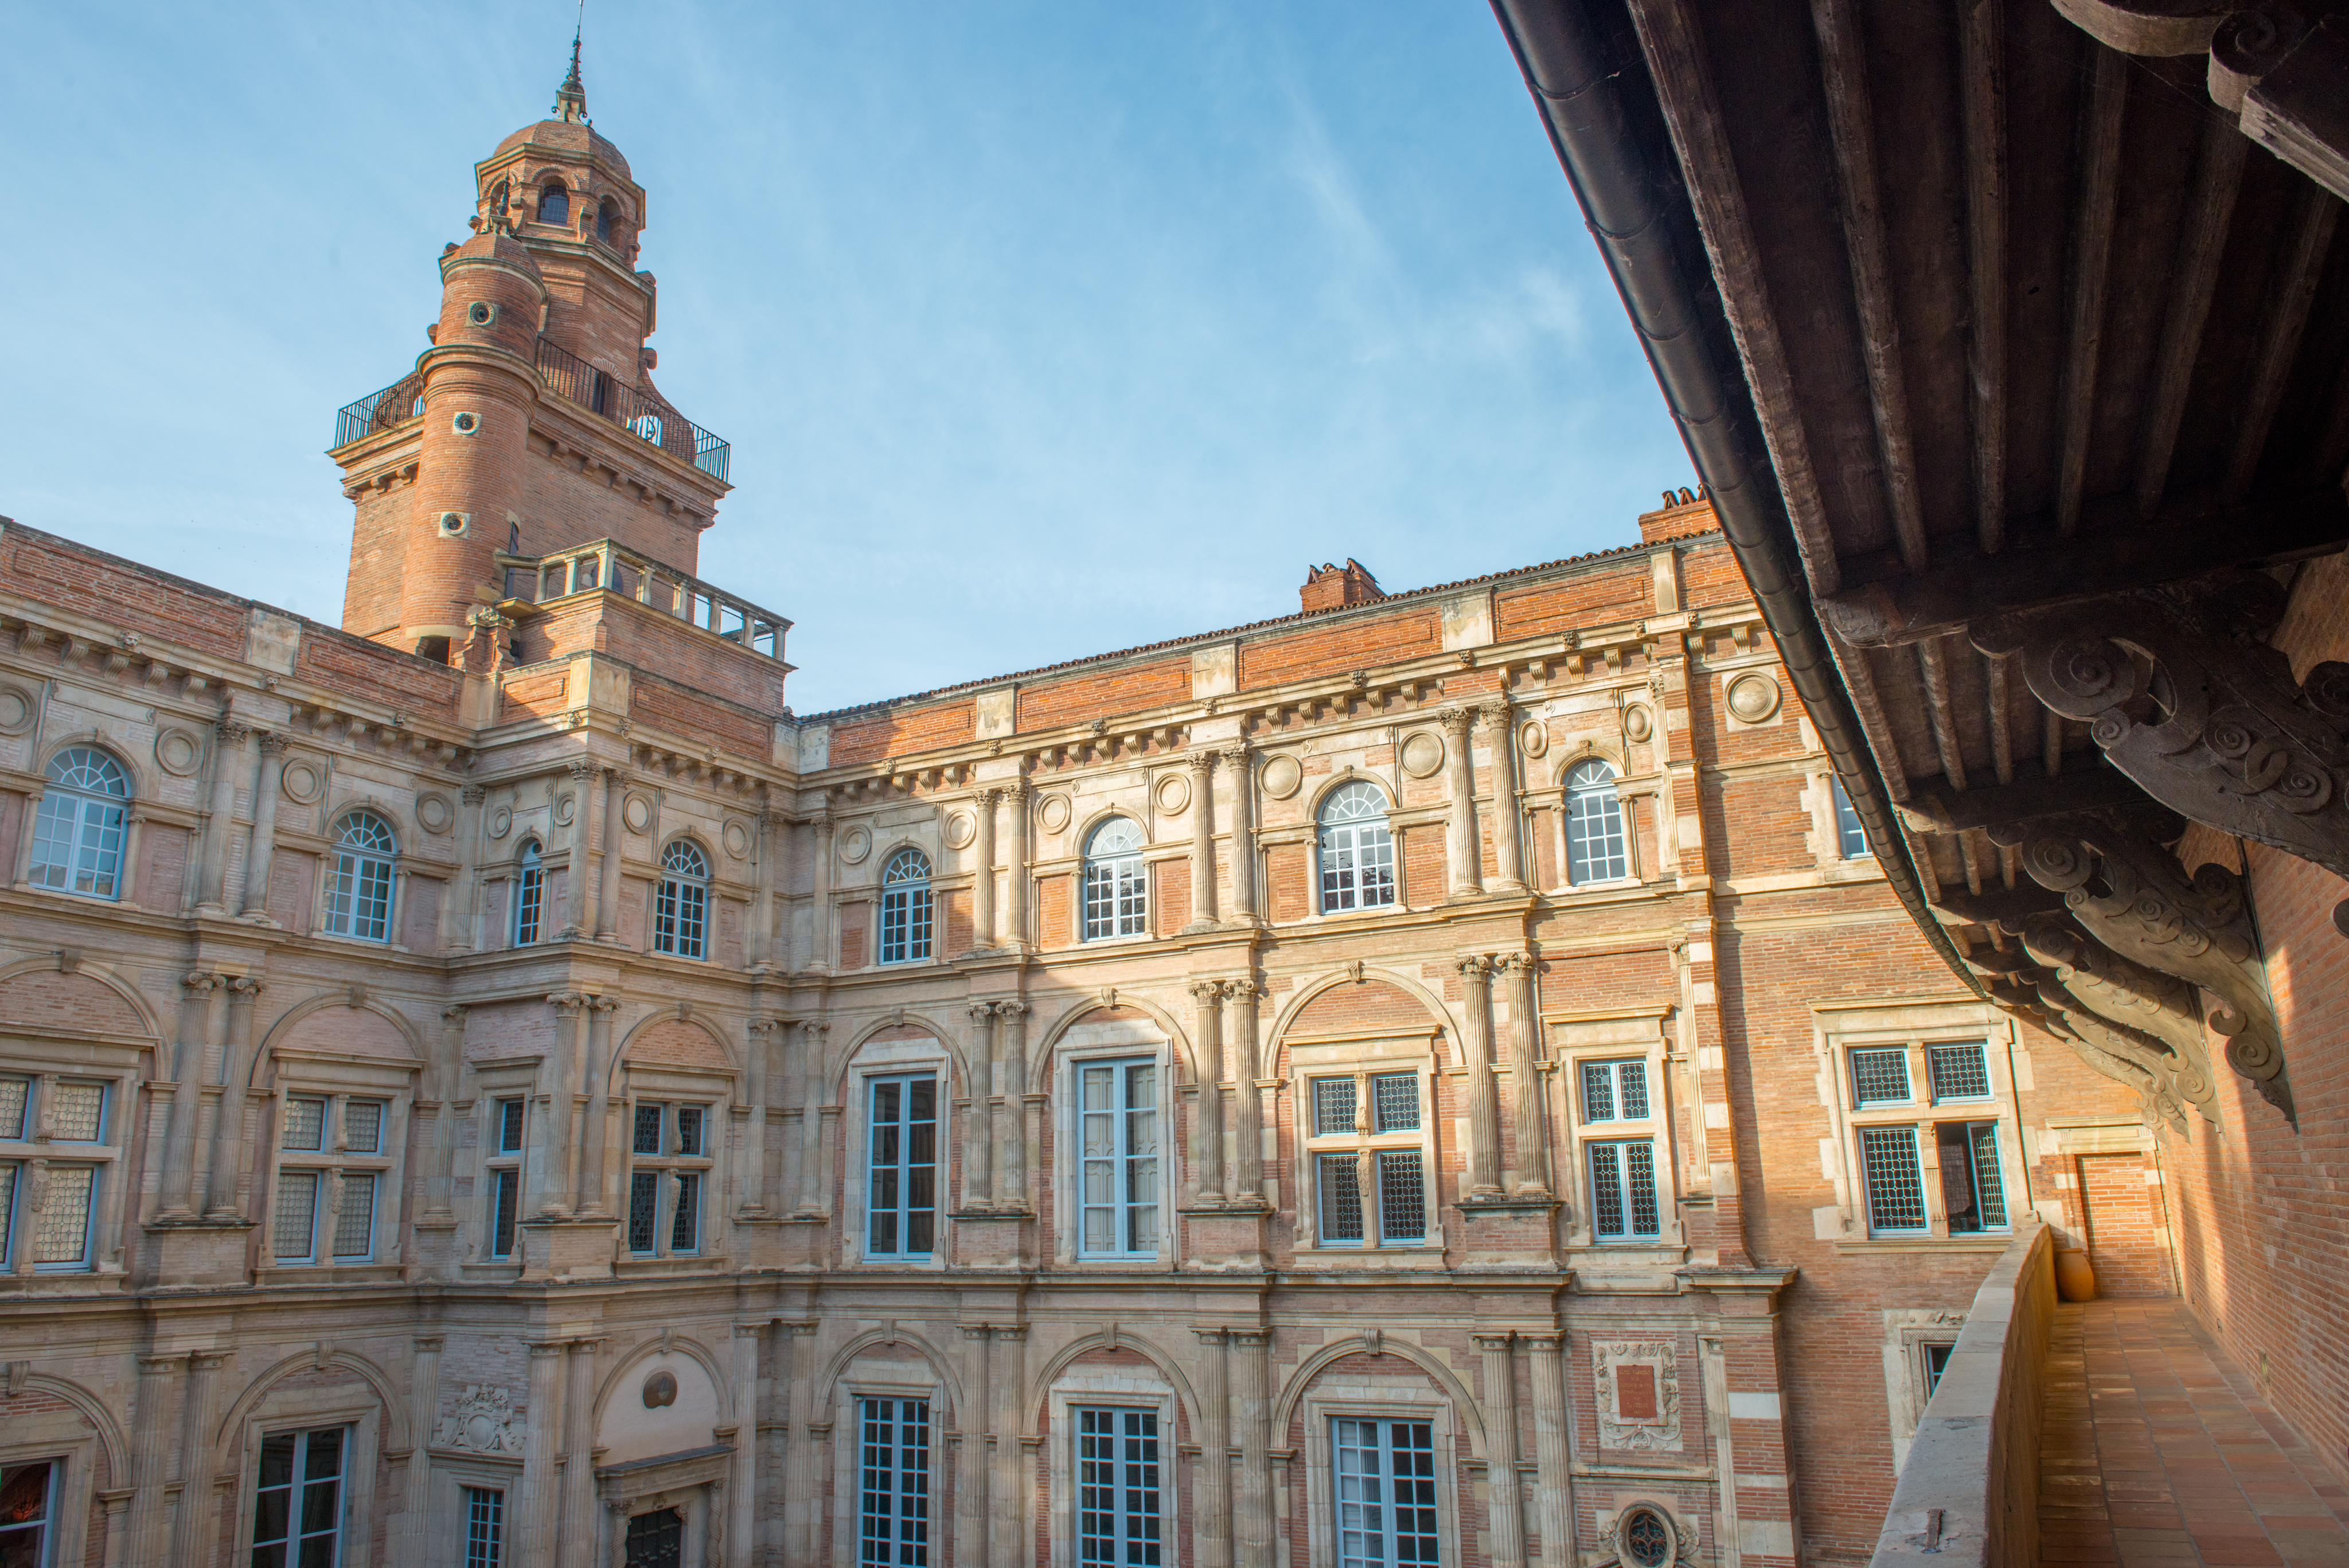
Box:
xmin=596 ymin=198 xmax=617 ymax=244
xmin=878 ymin=848 xmax=932 ymax=965
xmin=1564 ymin=760 xmax=1630 ymax=886
xmin=513 ymin=840 xmax=544 ymax=947
xmin=1316 ymin=780 xmax=1395 ymax=912
xmin=323 ymin=812 xmax=399 ymax=942
xmin=537 ymin=181 xmax=569 ymax=227
xmin=487 ymin=179 xmax=509 ymax=225
xmin=28 ymin=747 xmax=130 ymax=900
xmin=654 ymin=840 xmax=709 ymax=959
xmin=1082 ymin=818 xmax=1148 ymax=941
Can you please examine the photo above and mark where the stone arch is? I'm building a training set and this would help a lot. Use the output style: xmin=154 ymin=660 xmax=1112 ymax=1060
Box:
xmin=832 ymin=1012 xmax=970 ymax=1099
xmin=612 ymin=1007 xmax=736 ymax=1083
xmin=1304 ymin=770 xmax=1397 ymax=823
xmin=36 ymin=731 xmax=148 ymax=803
xmin=1270 ymin=1336 xmax=1488 ymax=1461
xmin=251 ymin=993 xmax=424 ymax=1086
xmin=869 ymin=836 xmax=934 ymax=886
xmin=594 ymin=1331 xmax=733 ymax=1431
xmin=1023 ymin=1329 xmax=1201 ymax=1435
xmin=816 ymin=1328 xmax=965 ymax=1421
xmin=1268 ymin=966 xmax=1455 ymax=1066
xmin=10 ymin=1371 xmax=129 ymax=1482
xmin=0 ymin=955 xmax=164 ymax=1042
xmin=323 ymin=795 xmax=414 ymax=857
xmin=213 ymin=1348 xmax=409 ymax=1452
xmin=1032 ymin=993 xmax=1196 ymax=1085
xmin=1550 ymin=739 xmax=1631 ymax=786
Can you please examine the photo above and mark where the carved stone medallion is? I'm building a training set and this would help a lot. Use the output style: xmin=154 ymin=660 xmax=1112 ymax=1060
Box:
xmin=1594 ymin=1339 xmax=1681 ymax=1452
xmin=432 ymin=1384 xmax=522 ymax=1454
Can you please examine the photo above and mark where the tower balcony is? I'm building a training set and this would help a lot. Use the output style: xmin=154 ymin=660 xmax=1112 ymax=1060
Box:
xmin=497 ymin=536 xmax=790 ymax=665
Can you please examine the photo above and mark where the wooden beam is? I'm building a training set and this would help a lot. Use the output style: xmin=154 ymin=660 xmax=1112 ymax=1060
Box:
xmin=1932 ymin=883 xmax=2068 ymax=930
xmin=2135 ymin=114 xmax=2249 ymax=516
xmin=1811 ymin=0 xmax=1932 ymax=571
xmin=2226 ymin=183 xmax=2341 ymax=499
xmin=1897 ymin=766 xmax=2152 ymax=833
xmin=1961 ymin=0 xmax=2008 ymax=553
xmin=1985 ymin=652 xmax=2015 ymax=785
xmin=1817 ymin=486 xmax=2349 ymax=646
xmin=2058 ymin=45 xmax=2128 ymax=539
xmin=1916 ymin=637 xmax=1971 ymax=793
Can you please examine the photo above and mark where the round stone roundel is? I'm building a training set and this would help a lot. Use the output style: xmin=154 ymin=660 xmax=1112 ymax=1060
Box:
xmin=1400 ymin=731 xmax=1445 ymax=779
xmin=1726 ymin=672 xmax=1782 ymax=724
xmin=1259 ymin=754 xmax=1302 ymax=800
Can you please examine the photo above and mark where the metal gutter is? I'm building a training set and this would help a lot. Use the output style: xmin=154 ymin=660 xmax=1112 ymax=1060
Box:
xmin=1487 ymin=0 xmax=1987 ymax=996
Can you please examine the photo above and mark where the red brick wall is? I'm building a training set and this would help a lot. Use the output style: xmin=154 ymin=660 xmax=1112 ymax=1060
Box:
xmin=1017 ymin=658 xmax=1190 ymax=731
xmin=1492 ymin=567 xmax=1651 ymax=641
xmin=828 ymin=703 xmax=977 ymax=769
xmin=2076 ymin=1154 xmax=2172 ymax=1298
xmin=1238 ymin=611 xmax=1440 ymax=690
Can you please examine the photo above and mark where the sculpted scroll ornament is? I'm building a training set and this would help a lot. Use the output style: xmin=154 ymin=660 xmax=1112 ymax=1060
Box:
xmin=432 ymin=1384 xmax=522 ymax=1453
xmin=1593 ymin=1340 xmax=1681 ymax=1453
xmin=2009 ymin=815 xmax=2291 ymax=1120
xmin=1975 ymin=572 xmax=2349 ymax=937
xmin=2013 ymin=913 xmax=2219 ymax=1132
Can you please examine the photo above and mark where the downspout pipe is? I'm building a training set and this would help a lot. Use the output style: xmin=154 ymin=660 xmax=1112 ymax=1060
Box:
xmin=1488 ymin=0 xmax=1985 ymax=997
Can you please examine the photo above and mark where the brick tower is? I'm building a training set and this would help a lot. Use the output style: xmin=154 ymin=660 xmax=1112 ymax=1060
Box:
xmin=330 ymin=40 xmax=732 ymax=664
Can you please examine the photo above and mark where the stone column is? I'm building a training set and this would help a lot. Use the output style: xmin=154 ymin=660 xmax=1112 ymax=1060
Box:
xmin=997 ymin=1001 xmax=1031 ymax=1208
xmin=796 ymin=1021 xmax=829 ymax=1215
xmin=732 ymin=1323 xmax=763 ymax=1568
xmin=1460 ymin=957 xmax=1503 ymax=1197
xmin=1218 ymin=747 xmax=1256 ymax=922
xmin=754 ymin=808 xmax=782 ymax=968
xmin=401 ymin=1337 xmax=444 ymax=1567
xmin=1525 ymin=1333 xmax=1575 ymax=1568
xmin=158 ymin=972 xmax=220 ymax=1218
xmin=123 ymin=1352 xmax=181 ymax=1568
xmin=1185 ymin=751 xmax=1217 ymax=929
xmin=1474 ymin=1333 xmax=1527 ymax=1568
xmin=1223 ymin=980 xmax=1263 ymax=1205
xmin=561 ymin=1337 xmax=602 ymax=1560
xmin=426 ymin=1005 xmax=467 ymax=1224
xmin=173 ymin=1351 xmax=227 ymax=1567
xmin=603 ymin=1498 xmax=631 ymax=1568
xmin=963 ymin=1004 xmax=996 ymax=1211
xmin=238 ymin=734 xmax=286 ymax=919
xmin=593 ymin=766 xmax=626 ymax=941
xmin=576 ymin=997 xmax=618 ymax=1215
xmin=788 ymin=1327 xmax=826 ymax=1568
xmin=540 ymin=993 xmax=586 ymax=1219
xmin=740 ymin=1020 xmax=774 ymax=1217
xmin=561 ymin=759 xmax=595 ymax=938
xmin=518 ymin=1340 xmax=569 ymax=1568
xmin=205 ymin=977 xmax=263 ymax=1217
xmin=1232 ymin=1329 xmax=1272 ymax=1568
xmin=1187 ymin=981 xmax=1224 ymax=1206
xmin=989 ymin=1325 xmax=1025 ymax=1568
xmin=195 ymin=719 xmax=249 ymax=915
xmin=1441 ymin=707 xmax=1484 ymax=898
xmin=808 ymin=805 xmax=835 ymax=969
xmin=1191 ymin=1328 xmax=1231 ymax=1568
xmin=969 ymin=789 xmax=998 ymax=953
xmin=1502 ymin=954 xmax=1550 ymax=1196
xmin=1487 ymin=704 xmax=1527 ymax=893
xmin=955 ymin=1325 xmax=991 ymax=1568
xmin=184 ymin=977 xmax=234 ymax=1217
xmin=446 ymin=785 xmax=488 ymax=951
xmin=1001 ymin=781 xmax=1031 ymax=948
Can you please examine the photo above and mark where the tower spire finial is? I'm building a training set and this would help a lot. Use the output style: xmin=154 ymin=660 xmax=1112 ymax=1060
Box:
xmin=553 ymin=5 xmax=589 ymax=124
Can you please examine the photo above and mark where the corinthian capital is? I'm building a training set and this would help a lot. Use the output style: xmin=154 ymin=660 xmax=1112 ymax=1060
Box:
xmin=1437 ymin=705 xmax=1473 ymax=738
xmin=1186 ymin=750 xmax=1216 ymax=778
xmin=1456 ymin=954 xmax=1494 ymax=981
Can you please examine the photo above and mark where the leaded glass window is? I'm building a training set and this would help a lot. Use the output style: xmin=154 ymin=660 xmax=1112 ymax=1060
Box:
xmin=272 ymin=1170 xmax=319 ymax=1261
xmin=513 ymin=841 xmax=543 ymax=946
xmin=1314 ymin=1077 xmax=1359 ymax=1137
xmin=1563 ymin=759 xmax=1630 ymax=885
xmin=1587 ymin=1139 xmax=1660 ymax=1241
xmin=1860 ymin=1125 xmax=1929 ymax=1232
xmin=653 ymin=840 xmax=709 ymax=959
xmin=323 ymin=812 xmax=397 ymax=942
xmin=625 ymin=1101 xmax=712 ymax=1257
xmin=330 ymin=1172 xmax=376 ymax=1258
xmin=28 ymin=746 xmax=130 ymax=899
xmin=879 ymin=848 xmax=932 ymax=965
xmin=1377 ymin=1150 xmax=1426 ymax=1242
xmin=1926 ymin=1042 xmax=1992 ymax=1101
xmin=1938 ymin=1121 xmax=2009 ymax=1233
xmin=1580 ymin=1058 xmax=1649 ymax=1122
xmin=1318 ymin=1154 xmax=1365 ymax=1243
xmin=1082 ymin=819 xmax=1148 ymax=940
xmin=1318 ymin=781 xmax=1396 ymax=912
xmin=1851 ymin=1047 xmax=1913 ymax=1106
xmin=1371 ymin=1074 xmax=1419 ymax=1133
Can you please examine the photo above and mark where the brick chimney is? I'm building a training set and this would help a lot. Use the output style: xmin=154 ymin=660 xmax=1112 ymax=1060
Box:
xmin=1301 ymin=559 xmax=1383 ymax=614
xmin=1638 ymin=486 xmax=1719 ymax=544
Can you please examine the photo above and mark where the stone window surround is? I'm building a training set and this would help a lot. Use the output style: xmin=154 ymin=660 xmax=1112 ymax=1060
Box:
xmin=1043 ymin=1367 xmax=1179 ymax=1568
xmin=426 ymin=1451 xmax=524 ymax=1567
xmin=1878 ymin=1308 xmax=1969 ymax=1471
xmin=254 ymin=1047 xmax=415 ymax=1282
xmin=1294 ymin=1377 xmax=1462 ymax=1568
xmin=462 ymin=1055 xmax=544 ymax=1273
xmin=227 ymin=1386 xmax=385 ymax=1568
xmin=1 ymin=1035 xmax=139 ymax=1282
xmin=0 ymin=1394 xmax=110 ymax=1567
xmin=616 ymin=1062 xmax=735 ymax=1274
xmin=1812 ymin=1000 xmax=2032 ymax=1250
xmin=1286 ymin=1030 xmax=1442 ymax=1268
xmin=1796 ymin=766 xmax=1888 ymax=883
xmin=1055 ymin=1019 xmax=1175 ymax=1267
xmin=595 ymin=1441 xmax=734 ymax=1568
xmin=828 ymin=1363 xmax=947 ymax=1568
xmin=1547 ymin=1011 xmax=1685 ymax=1253
xmin=844 ymin=1035 xmax=953 ymax=1269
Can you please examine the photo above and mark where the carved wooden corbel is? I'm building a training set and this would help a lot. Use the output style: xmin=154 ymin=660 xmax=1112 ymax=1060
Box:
xmin=2004 ymin=812 xmax=2291 ymax=1121
xmin=1975 ymin=571 xmax=2349 ymax=937
xmin=2011 ymin=913 xmax=2219 ymax=1125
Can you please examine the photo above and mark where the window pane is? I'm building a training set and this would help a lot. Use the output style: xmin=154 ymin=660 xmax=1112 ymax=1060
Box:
xmin=1970 ymin=1123 xmax=2008 ymax=1228
xmin=514 ymin=865 xmax=542 ymax=946
xmin=1565 ymin=766 xmax=1630 ymax=884
xmin=859 ymin=1397 xmax=930 ymax=1568
xmin=342 ymin=1101 xmax=382 ymax=1155
xmin=628 ymin=1171 xmax=661 ymax=1253
xmin=1076 ymin=1407 xmax=1160 ymax=1568
xmin=1851 ymin=1048 xmax=1912 ymax=1106
xmin=1371 ymin=1074 xmax=1419 ymax=1133
xmin=670 ymin=1172 xmax=701 ymax=1253
xmin=634 ymin=1103 xmax=665 ymax=1155
xmin=1333 ymin=1418 xmax=1388 ymax=1568
xmin=0 ymin=1164 xmax=15 ymax=1267
xmin=1125 ymin=1064 xmax=1158 ymax=1252
xmin=331 ymin=1173 xmax=376 ymax=1258
xmin=0 ymin=1078 xmax=25 ymax=1139
xmin=1618 ymin=1060 xmax=1650 ymax=1120
xmin=869 ymin=1076 xmax=937 ymax=1256
xmin=49 ymin=1081 xmax=104 ymax=1141
xmin=283 ymin=1098 xmax=326 ymax=1152
xmin=1861 ymin=1126 xmax=1928 ymax=1232
xmin=498 ymin=1099 xmax=525 ymax=1154
xmin=1319 ymin=1155 xmax=1364 ymax=1243
xmin=30 ymin=1165 xmax=93 ymax=1266
xmin=880 ymin=886 xmax=908 ymax=965
xmin=1833 ymin=777 xmax=1871 ymax=858
xmin=1314 ymin=1078 xmax=1357 ymax=1137
xmin=1378 ymin=1152 xmax=1425 ymax=1241
xmin=1927 ymin=1043 xmax=1991 ymax=1101
xmin=464 ymin=1487 xmax=505 ymax=1568
xmin=1625 ymin=1140 xmax=1660 ymax=1236
xmin=1581 ymin=1062 xmax=1615 ymax=1122
xmin=272 ymin=1171 xmax=318 ymax=1260
xmin=1589 ymin=1144 xmax=1626 ymax=1239
xmin=1388 ymin=1422 xmax=1439 ymax=1567
xmin=491 ymin=1169 xmax=519 ymax=1259
xmin=676 ymin=1105 xmax=704 ymax=1156
xmin=0 ymin=1462 xmax=54 ymax=1568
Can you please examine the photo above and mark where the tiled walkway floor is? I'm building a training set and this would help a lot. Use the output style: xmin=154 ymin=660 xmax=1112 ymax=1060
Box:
xmin=2041 ymin=1300 xmax=2349 ymax=1566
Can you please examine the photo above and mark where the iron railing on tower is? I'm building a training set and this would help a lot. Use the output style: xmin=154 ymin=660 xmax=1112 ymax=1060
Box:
xmin=531 ymin=338 xmax=730 ymax=483
xmin=333 ymin=375 xmax=426 ymax=449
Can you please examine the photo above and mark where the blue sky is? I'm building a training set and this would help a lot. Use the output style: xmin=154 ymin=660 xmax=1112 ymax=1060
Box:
xmin=0 ymin=2 xmax=1692 ymax=714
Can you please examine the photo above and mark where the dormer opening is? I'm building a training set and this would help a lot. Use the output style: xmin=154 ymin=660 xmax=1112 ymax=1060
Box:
xmin=538 ymin=181 xmax=569 ymax=227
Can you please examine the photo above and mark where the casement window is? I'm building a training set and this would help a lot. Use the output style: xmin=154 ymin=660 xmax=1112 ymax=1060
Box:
xmin=463 ymin=1485 xmax=505 ymax=1568
xmin=1926 ymin=1042 xmax=1992 ymax=1102
xmin=625 ymin=1101 xmax=712 ymax=1256
xmin=28 ymin=747 xmax=130 ymax=900
xmin=249 ymin=1426 xmax=346 ymax=1568
xmin=1332 ymin=1418 xmax=1441 ymax=1568
xmin=1586 ymin=1140 xmax=1661 ymax=1241
xmin=1566 ymin=1051 xmax=1667 ymax=1245
xmin=485 ymin=1097 xmax=525 ymax=1260
xmin=627 ymin=1510 xmax=684 ymax=1565
xmin=859 ymin=1397 xmax=931 ymax=1568
xmin=323 ymin=811 xmax=399 ymax=942
xmin=1858 ymin=1126 xmax=1929 ymax=1233
xmin=1081 ymin=819 xmax=1148 ymax=940
xmin=1922 ymin=1342 xmax=1956 ymax=1401
xmin=0 ymin=1074 xmax=110 ymax=1272
xmin=1304 ymin=1071 xmax=1429 ymax=1247
xmin=878 ymin=849 xmax=933 ymax=965
xmin=653 ymin=840 xmax=710 ymax=960
xmin=1076 ymin=1060 xmax=1160 ymax=1258
xmin=1563 ymin=760 xmax=1631 ymax=885
xmin=1831 ymin=777 xmax=1872 ymax=859
xmin=866 ymin=1074 xmax=938 ymax=1258
xmin=1839 ymin=1035 xmax=2016 ymax=1239
xmin=512 ymin=841 xmax=543 ymax=946
xmin=0 ymin=1461 xmax=54 ymax=1565
xmin=1076 ymin=1407 xmax=1162 ymax=1567
xmin=1317 ymin=781 xmax=1397 ymax=912
xmin=1579 ymin=1058 xmax=1650 ymax=1123
xmin=270 ymin=1094 xmax=390 ymax=1265
xmin=537 ymin=181 xmax=569 ymax=225
xmin=1851 ymin=1046 xmax=1912 ymax=1107
xmin=1937 ymin=1122 xmax=2009 ymax=1234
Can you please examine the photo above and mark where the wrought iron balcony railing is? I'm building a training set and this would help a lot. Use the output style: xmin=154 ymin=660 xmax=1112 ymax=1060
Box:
xmin=333 ymin=374 xmax=425 ymax=449
xmin=500 ymin=538 xmax=786 ymax=661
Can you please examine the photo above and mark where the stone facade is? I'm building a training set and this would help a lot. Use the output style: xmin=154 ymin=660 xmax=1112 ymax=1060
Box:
xmin=0 ymin=89 xmax=2148 ymax=1568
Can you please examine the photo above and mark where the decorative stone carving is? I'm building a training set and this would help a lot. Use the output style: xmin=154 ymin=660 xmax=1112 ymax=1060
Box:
xmin=838 ymin=824 xmax=871 ymax=864
xmin=1593 ymin=1340 xmax=1681 ymax=1452
xmin=2012 ymin=913 xmax=2219 ymax=1130
xmin=1036 ymin=793 xmax=1071 ymax=833
xmin=432 ymin=1384 xmax=522 ymax=1453
xmin=1153 ymin=771 xmax=1190 ymax=816
xmin=1623 ymin=704 xmax=1655 ymax=744
xmin=1976 ymin=571 xmax=2349 ymax=937
xmin=2009 ymin=813 xmax=2291 ymax=1119
xmin=486 ymin=803 xmax=513 ymax=840
xmin=154 ymin=727 xmax=202 ymax=776
xmin=1518 ymin=718 xmax=1549 ymax=759
xmin=1724 ymin=670 xmax=1782 ymax=723
xmin=1399 ymin=731 xmax=1445 ymax=779
xmin=0 ymin=685 xmax=35 ymax=737
xmin=722 ymin=818 xmax=751 ymax=860
xmin=416 ymin=792 xmax=455 ymax=835
xmin=1259 ymin=752 xmax=1302 ymax=799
